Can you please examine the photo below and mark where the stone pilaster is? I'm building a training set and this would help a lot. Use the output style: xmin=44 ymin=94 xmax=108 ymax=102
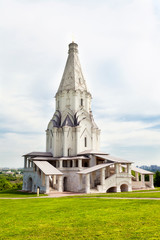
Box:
xmin=67 ymin=160 xmax=70 ymax=168
xmin=117 ymin=185 xmax=121 ymax=192
xmin=149 ymin=175 xmax=154 ymax=188
xmin=76 ymin=126 xmax=81 ymax=154
xmin=56 ymin=160 xmax=59 ymax=168
xmin=141 ymin=174 xmax=144 ymax=183
xmin=53 ymin=175 xmax=56 ymax=185
xmin=58 ymin=175 xmax=63 ymax=192
xmin=78 ymin=159 xmax=82 ymax=168
xmin=53 ymin=128 xmax=57 ymax=157
xmin=135 ymin=172 xmax=139 ymax=181
xmin=59 ymin=160 xmax=63 ymax=169
xmin=45 ymin=176 xmax=49 ymax=193
xmin=115 ymin=164 xmax=119 ymax=174
xmin=24 ymin=157 xmax=27 ymax=168
xmin=85 ymin=174 xmax=90 ymax=193
xmin=100 ymin=168 xmax=105 ymax=191
xmin=127 ymin=164 xmax=131 ymax=174
xmin=72 ymin=160 xmax=75 ymax=168
xmin=79 ymin=174 xmax=82 ymax=191
xmin=63 ymin=126 xmax=68 ymax=156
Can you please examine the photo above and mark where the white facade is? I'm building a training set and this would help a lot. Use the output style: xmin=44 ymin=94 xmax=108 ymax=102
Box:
xmin=22 ymin=42 xmax=154 ymax=194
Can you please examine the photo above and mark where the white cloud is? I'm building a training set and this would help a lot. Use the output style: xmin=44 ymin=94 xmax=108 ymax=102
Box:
xmin=0 ymin=133 xmax=45 ymax=168
xmin=98 ymin=119 xmax=160 ymax=147
xmin=0 ymin=0 xmax=160 ymax=167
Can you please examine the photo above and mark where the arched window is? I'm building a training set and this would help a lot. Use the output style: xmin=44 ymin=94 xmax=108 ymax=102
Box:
xmin=84 ymin=137 xmax=87 ymax=147
xmin=80 ymin=98 xmax=83 ymax=106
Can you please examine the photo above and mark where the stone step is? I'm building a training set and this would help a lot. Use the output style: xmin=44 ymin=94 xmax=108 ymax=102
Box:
xmin=49 ymin=188 xmax=58 ymax=193
xmin=90 ymin=188 xmax=99 ymax=193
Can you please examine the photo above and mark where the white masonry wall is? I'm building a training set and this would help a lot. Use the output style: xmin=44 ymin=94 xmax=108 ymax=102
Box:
xmin=22 ymin=171 xmax=48 ymax=193
xmin=46 ymin=88 xmax=100 ymax=157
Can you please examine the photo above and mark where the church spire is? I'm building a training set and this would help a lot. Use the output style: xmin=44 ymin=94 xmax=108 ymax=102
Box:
xmin=57 ymin=42 xmax=88 ymax=93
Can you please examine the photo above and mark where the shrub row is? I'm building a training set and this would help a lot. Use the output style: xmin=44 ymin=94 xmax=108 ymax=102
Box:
xmin=0 ymin=179 xmax=23 ymax=191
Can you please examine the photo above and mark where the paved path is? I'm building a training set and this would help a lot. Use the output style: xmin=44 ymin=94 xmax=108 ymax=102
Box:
xmin=0 ymin=190 xmax=160 ymax=200
xmin=79 ymin=197 xmax=160 ymax=200
xmin=1 ymin=196 xmax=160 ymax=200
xmin=0 ymin=192 xmax=85 ymax=200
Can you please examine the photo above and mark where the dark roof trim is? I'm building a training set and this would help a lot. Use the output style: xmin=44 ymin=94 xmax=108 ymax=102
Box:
xmin=23 ymin=152 xmax=53 ymax=157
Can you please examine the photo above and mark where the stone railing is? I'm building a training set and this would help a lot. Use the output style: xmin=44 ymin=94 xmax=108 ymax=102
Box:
xmin=132 ymin=181 xmax=145 ymax=189
xmin=97 ymin=174 xmax=117 ymax=192
xmin=116 ymin=172 xmax=131 ymax=178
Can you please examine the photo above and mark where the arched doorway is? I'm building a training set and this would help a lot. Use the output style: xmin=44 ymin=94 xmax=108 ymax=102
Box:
xmin=27 ymin=177 xmax=32 ymax=192
xmin=107 ymin=187 xmax=117 ymax=193
xmin=121 ymin=184 xmax=128 ymax=192
xmin=63 ymin=177 xmax=67 ymax=191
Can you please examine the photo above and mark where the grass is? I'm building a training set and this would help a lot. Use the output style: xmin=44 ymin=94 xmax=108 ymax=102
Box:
xmin=71 ymin=191 xmax=160 ymax=199
xmin=0 ymin=187 xmax=159 ymax=199
xmin=133 ymin=187 xmax=160 ymax=192
xmin=0 ymin=197 xmax=160 ymax=239
xmin=0 ymin=189 xmax=47 ymax=198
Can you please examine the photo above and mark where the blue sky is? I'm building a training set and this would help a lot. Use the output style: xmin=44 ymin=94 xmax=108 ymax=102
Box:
xmin=0 ymin=0 xmax=160 ymax=167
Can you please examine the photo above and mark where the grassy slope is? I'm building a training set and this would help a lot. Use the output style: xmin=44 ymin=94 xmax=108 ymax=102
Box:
xmin=0 ymin=198 xmax=160 ymax=240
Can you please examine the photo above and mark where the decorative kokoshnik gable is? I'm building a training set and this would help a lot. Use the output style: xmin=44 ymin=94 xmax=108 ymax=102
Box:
xmin=22 ymin=42 xmax=154 ymax=194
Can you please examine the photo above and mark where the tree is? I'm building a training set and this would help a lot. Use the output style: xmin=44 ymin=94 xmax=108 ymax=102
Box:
xmin=154 ymin=171 xmax=160 ymax=187
xmin=0 ymin=179 xmax=12 ymax=190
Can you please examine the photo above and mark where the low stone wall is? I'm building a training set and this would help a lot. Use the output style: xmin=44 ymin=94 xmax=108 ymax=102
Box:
xmin=23 ymin=170 xmax=47 ymax=193
xmin=132 ymin=181 xmax=145 ymax=189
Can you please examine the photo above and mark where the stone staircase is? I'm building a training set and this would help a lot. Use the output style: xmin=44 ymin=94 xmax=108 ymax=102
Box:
xmin=49 ymin=187 xmax=59 ymax=194
xmin=90 ymin=188 xmax=99 ymax=193
xmin=96 ymin=174 xmax=117 ymax=192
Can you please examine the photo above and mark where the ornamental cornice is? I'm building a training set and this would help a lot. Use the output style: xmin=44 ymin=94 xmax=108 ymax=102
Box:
xmin=55 ymin=89 xmax=92 ymax=98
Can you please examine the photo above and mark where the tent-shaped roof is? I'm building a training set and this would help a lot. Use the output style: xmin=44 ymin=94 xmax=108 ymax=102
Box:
xmin=77 ymin=163 xmax=113 ymax=175
xmin=131 ymin=166 xmax=154 ymax=175
xmin=96 ymin=154 xmax=133 ymax=163
xmin=57 ymin=42 xmax=89 ymax=94
xmin=23 ymin=152 xmax=52 ymax=157
xmin=33 ymin=161 xmax=63 ymax=175
xmin=78 ymin=150 xmax=109 ymax=155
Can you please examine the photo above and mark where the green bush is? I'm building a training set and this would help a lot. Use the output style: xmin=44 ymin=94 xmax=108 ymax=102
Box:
xmin=0 ymin=174 xmax=23 ymax=191
xmin=12 ymin=182 xmax=23 ymax=190
xmin=0 ymin=179 xmax=12 ymax=191
xmin=154 ymin=171 xmax=160 ymax=187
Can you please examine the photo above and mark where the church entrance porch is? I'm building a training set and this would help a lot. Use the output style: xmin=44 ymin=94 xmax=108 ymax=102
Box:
xmin=78 ymin=163 xmax=114 ymax=193
xmin=131 ymin=166 xmax=154 ymax=190
xmin=77 ymin=161 xmax=133 ymax=193
xmin=31 ymin=161 xmax=63 ymax=193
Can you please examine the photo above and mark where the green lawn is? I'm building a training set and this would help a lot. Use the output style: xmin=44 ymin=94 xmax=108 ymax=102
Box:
xmin=1 ymin=188 xmax=160 ymax=199
xmin=133 ymin=187 xmax=160 ymax=192
xmin=0 ymin=189 xmax=47 ymax=198
xmin=73 ymin=191 xmax=160 ymax=198
xmin=0 ymin=197 xmax=160 ymax=240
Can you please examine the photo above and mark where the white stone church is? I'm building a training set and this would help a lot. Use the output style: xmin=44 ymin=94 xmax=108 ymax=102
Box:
xmin=22 ymin=42 xmax=154 ymax=194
